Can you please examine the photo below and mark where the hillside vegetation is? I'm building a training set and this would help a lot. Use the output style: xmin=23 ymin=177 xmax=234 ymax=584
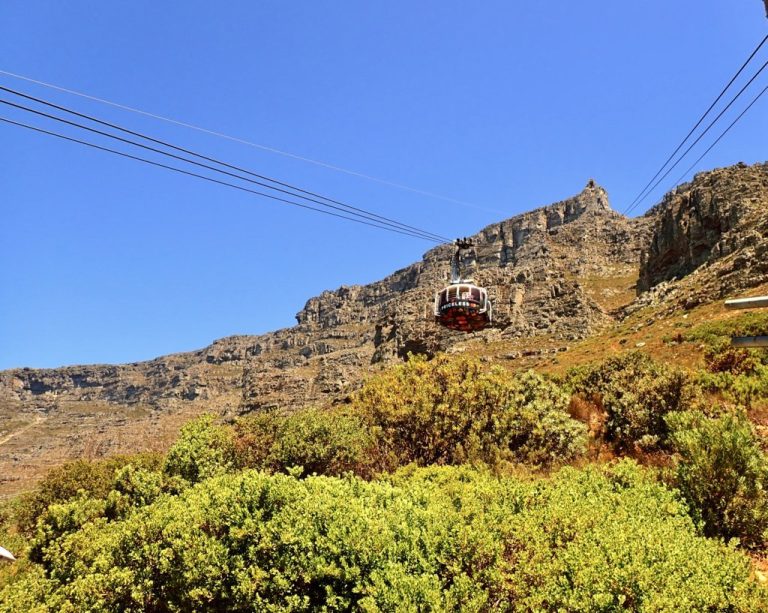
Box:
xmin=3 ymin=161 xmax=766 ymax=502
xmin=2 ymin=339 xmax=768 ymax=611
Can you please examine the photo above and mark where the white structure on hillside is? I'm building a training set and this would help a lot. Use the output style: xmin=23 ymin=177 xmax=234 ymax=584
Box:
xmin=725 ymin=296 xmax=768 ymax=347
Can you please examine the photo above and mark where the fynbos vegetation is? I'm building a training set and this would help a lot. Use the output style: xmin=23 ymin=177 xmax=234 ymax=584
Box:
xmin=2 ymin=350 xmax=768 ymax=610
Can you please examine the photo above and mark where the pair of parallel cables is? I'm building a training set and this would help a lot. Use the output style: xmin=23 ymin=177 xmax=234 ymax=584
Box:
xmin=5 ymin=30 xmax=765 ymax=228
xmin=0 ymin=81 xmax=453 ymax=244
xmin=625 ymin=33 xmax=768 ymax=215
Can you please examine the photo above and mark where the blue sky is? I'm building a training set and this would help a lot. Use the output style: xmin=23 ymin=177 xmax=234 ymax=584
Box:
xmin=1 ymin=1 xmax=767 ymax=369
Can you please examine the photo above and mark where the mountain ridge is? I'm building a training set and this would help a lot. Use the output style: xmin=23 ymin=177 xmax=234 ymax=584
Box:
xmin=1 ymin=161 xmax=766 ymax=495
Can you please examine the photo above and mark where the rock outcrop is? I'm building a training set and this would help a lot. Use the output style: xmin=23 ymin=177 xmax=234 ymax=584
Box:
xmin=638 ymin=162 xmax=768 ymax=309
xmin=1 ymin=161 xmax=767 ymax=495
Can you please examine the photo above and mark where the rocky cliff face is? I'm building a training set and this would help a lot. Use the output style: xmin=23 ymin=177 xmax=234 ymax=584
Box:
xmin=296 ymin=180 xmax=650 ymax=358
xmin=2 ymin=162 xmax=766 ymax=495
xmin=640 ymin=162 xmax=768 ymax=289
xmin=637 ymin=162 xmax=768 ymax=310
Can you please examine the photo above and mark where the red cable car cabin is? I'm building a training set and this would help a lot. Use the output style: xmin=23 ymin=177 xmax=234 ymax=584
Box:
xmin=434 ymin=282 xmax=491 ymax=332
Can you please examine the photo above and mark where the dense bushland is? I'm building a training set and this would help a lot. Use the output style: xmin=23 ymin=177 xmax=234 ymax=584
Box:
xmin=351 ymin=354 xmax=587 ymax=469
xmin=667 ymin=410 xmax=768 ymax=549
xmin=163 ymin=355 xmax=587 ymax=485
xmin=232 ymin=407 xmax=376 ymax=477
xmin=163 ymin=408 xmax=377 ymax=485
xmin=14 ymin=452 xmax=163 ymax=536
xmin=2 ymin=350 xmax=768 ymax=610
xmin=2 ymin=462 xmax=765 ymax=612
xmin=565 ymin=349 xmax=768 ymax=549
xmin=681 ymin=311 xmax=768 ymax=347
xmin=696 ymin=342 xmax=768 ymax=408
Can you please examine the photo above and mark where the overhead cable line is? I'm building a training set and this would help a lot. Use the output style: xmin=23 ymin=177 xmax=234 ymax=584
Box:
xmin=0 ymin=97 xmax=449 ymax=244
xmin=625 ymin=54 xmax=768 ymax=216
xmin=0 ymin=116 xmax=443 ymax=243
xmin=668 ymin=81 xmax=768 ymax=192
xmin=0 ymin=85 xmax=450 ymax=243
xmin=626 ymin=33 xmax=768 ymax=212
xmin=0 ymin=69 xmax=501 ymax=214
xmin=0 ymin=94 xmax=448 ymax=243
xmin=625 ymin=33 xmax=768 ymax=215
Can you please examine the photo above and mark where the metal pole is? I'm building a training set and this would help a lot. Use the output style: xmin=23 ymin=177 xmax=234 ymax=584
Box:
xmin=732 ymin=336 xmax=768 ymax=348
xmin=450 ymin=247 xmax=460 ymax=284
xmin=724 ymin=296 xmax=768 ymax=310
xmin=724 ymin=295 xmax=768 ymax=347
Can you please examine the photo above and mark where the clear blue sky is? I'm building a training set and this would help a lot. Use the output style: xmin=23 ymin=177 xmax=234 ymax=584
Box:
xmin=1 ymin=1 xmax=767 ymax=369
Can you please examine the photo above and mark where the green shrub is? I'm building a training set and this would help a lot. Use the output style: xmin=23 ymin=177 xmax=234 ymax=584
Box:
xmin=667 ymin=410 xmax=768 ymax=549
xmin=232 ymin=408 xmax=376 ymax=477
xmin=13 ymin=452 xmax=162 ymax=535
xmin=687 ymin=333 xmax=768 ymax=407
xmin=231 ymin=411 xmax=282 ymax=469
xmin=104 ymin=465 xmax=165 ymax=520
xmin=683 ymin=311 xmax=768 ymax=347
xmin=500 ymin=461 xmax=764 ymax=611
xmin=29 ymin=495 xmax=107 ymax=567
xmin=0 ymin=564 xmax=50 ymax=613
xmin=163 ymin=414 xmax=235 ymax=484
xmin=695 ymin=367 xmax=768 ymax=408
xmin=352 ymin=354 xmax=586 ymax=469
xmin=567 ymin=352 xmax=694 ymax=451
xmin=264 ymin=408 xmax=376 ymax=477
xmin=2 ymin=463 xmax=763 ymax=611
xmin=704 ymin=340 xmax=764 ymax=376
xmin=0 ymin=502 xmax=32 ymax=597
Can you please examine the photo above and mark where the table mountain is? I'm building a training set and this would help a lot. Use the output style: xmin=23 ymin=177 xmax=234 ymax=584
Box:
xmin=1 ymin=161 xmax=766 ymax=495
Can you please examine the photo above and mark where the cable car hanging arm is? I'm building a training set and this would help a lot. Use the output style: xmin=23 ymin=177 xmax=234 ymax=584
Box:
xmin=451 ymin=237 xmax=474 ymax=284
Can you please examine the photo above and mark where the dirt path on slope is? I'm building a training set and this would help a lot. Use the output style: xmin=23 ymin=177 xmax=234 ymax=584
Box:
xmin=0 ymin=416 xmax=47 ymax=447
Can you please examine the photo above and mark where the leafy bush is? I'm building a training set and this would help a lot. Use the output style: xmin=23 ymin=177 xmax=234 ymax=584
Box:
xmin=2 ymin=463 xmax=763 ymax=611
xmin=676 ymin=314 xmax=768 ymax=407
xmin=492 ymin=461 xmax=763 ymax=611
xmin=266 ymin=408 xmax=375 ymax=477
xmin=667 ymin=410 xmax=768 ymax=549
xmin=163 ymin=414 xmax=235 ymax=484
xmin=14 ymin=452 xmax=162 ymax=535
xmin=104 ymin=465 xmax=165 ymax=520
xmin=682 ymin=311 xmax=768 ymax=347
xmin=351 ymin=354 xmax=586 ymax=469
xmin=0 ymin=502 xmax=32 ymax=596
xmin=233 ymin=407 xmax=376 ymax=477
xmin=230 ymin=411 xmax=281 ymax=470
xmin=567 ymin=352 xmax=694 ymax=451
xmin=29 ymin=495 xmax=107 ymax=567
xmin=695 ymin=367 xmax=768 ymax=408
xmin=689 ymin=339 xmax=768 ymax=408
xmin=704 ymin=340 xmax=763 ymax=376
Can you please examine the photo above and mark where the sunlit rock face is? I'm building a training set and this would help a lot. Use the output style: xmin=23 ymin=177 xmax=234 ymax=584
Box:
xmin=639 ymin=162 xmax=768 ymax=302
xmin=2 ymin=161 xmax=766 ymax=495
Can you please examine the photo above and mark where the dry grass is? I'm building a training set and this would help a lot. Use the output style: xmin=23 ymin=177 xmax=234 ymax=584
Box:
xmin=580 ymin=268 xmax=641 ymax=313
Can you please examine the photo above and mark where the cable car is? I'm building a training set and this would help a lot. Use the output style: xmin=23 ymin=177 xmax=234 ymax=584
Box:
xmin=434 ymin=239 xmax=492 ymax=332
xmin=0 ymin=545 xmax=15 ymax=562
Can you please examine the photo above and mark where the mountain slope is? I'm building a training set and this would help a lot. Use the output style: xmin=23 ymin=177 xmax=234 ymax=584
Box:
xmin=1 ymin=161 xmax=766 ymax=496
